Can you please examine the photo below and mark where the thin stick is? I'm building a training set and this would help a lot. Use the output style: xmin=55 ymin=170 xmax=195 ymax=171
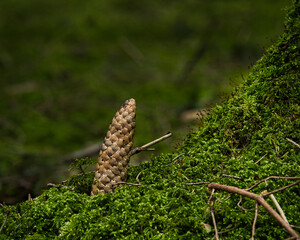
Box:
xmin=255 ymin=153 xmax=267 ymax=164
xmin=269 ymin=194 xmax=289 ymax=224
xmin=47 ymin=183 xmax=75 ymax=190
xmin=0 ymin=209 xmax=10 ymax=233
xmin=136 ymin=171 xmax=142 ymax=181
xmin=222 ymin=174 xmax=242 ymax=180
xmin=208 ymin=189 xmax=219 ymax=240
xmin=186 ymin=182 xmax=210 ymax=186
xmin=250 ymin=202 xmax=258 ymax=240
xmin=112 ymin=182 xmax=142 ymax=187
xmin=237 ymin=195 xmax=254 ymax=211
xmin=217 ymin=225 xmax=236 ymax=235
xmin=173 ymin=153 xmax=185 ymax=163
xmin=208 ymin=183 xmax=299 ymax=239
xmin=262 ymin=180 xmax=300 ymax=197
xmin=131 ymin=132 xmax=172 ymax=155
xmin=286 ymin=138 xmax=300 ymax=149
xmin=247 ymin=176 xmax=300 ymax=191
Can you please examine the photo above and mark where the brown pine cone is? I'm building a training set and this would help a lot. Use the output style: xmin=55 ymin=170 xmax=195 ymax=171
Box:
xmin=91 ymin=98 xmax=136 ymax=195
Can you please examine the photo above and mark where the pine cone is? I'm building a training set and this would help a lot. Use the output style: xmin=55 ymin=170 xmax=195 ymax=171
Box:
xmin=91 ymin=98 xmax=136 ymax=195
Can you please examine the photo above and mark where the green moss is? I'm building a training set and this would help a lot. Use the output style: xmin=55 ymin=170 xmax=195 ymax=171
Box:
xmin=1 ymin=1 xmax=299 ymax=239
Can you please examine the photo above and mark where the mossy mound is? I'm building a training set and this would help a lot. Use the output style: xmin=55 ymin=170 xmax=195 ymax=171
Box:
xmin=1 ymin=1 xmax=299 ymax=239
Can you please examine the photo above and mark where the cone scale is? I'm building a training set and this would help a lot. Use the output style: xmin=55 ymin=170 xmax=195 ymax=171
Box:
xmin=91 ymin=98 xmax=136 ymax=195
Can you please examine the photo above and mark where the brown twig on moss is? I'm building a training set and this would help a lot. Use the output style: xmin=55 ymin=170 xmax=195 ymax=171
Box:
xmin=111 ymin=182 xmax=142 ymax=187
xmin=286 ymin=138 xmax=300 ymax=149
xmin=262 ymin=180 xmax=300 ymax=197
xmin=186 ymin=182 xmax=210 ymax=186
xmin=247 ymin=176 xmax=300 ymax=191
xmin=131 ymin=132 xmax=172 ymax=156
xmin=0 ymin=209 xmax=10 ymax=233
xmin=208 ymin=183 xmax=300 ymax=239
xmin=250 ymin=202 xmax=259 ymax=240
xmin=237 ymin=195 xmax=255 ymax=211
xmin=47 ymin=183 xmax=75 ymax=190
xmin=208 ymin=189 xmax=219 ymax=240
xmin=222 ymin=174 xmax=243 ymax=180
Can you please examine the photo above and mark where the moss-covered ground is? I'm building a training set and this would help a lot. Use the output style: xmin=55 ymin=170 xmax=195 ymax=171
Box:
xmin=0 ymin=1 xmax=299 ymax=239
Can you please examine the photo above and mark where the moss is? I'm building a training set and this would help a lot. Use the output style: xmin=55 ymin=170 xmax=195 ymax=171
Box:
xmin=1 ymin=1 xmax=299 ymax=239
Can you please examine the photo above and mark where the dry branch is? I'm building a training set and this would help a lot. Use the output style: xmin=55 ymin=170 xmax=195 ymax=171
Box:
xmin=131 ymin=132 xmax=172 ymax=156
xmin=208 ymin=183 xmax=300 ymax=239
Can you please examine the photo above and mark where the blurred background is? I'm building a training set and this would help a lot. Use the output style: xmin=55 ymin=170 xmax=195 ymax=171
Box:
xmin=0 ymin=0 xmax=290 ymax=204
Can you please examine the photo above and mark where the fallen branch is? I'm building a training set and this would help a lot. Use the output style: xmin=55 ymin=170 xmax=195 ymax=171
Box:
xmin=131 ymin=132 xmax=172 ymax=156
xmin=208 ymin=183 xmax=299 ymax=239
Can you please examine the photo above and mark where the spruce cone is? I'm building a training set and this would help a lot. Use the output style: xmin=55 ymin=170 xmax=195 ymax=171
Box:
xmin=91 ymin=98 xmax=136 ymax=195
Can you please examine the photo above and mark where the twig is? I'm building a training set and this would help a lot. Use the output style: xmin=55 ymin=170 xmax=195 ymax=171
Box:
xmin=284 ymin=237 xmax=298 ymax=240
xmin=208 ymin=189 xmax=219 ymax=240
xmin=186 ymin=182 xmax=210 ymax=186
xmin=237 ymin=195 xmax=254 ymax=211
xmin=217 ymin=225 xmax=236 ymax=236
xmin=216 ymin=194 xmax=232 ymax=204
xmin=255 ymin=153 xmax=267 ymax=164
xmin=261 ymin=180 xmax=300 ymax=197
xmin=47 ymin=183 xmax=75 ymax=190
xmin=131 ymin=132 xmax=172 ymax=156
xmin=208 ymin=183 xmax=300 ymax=239
xmin=222 ymin=174 xmax=243 ymax=180
xmin=250 ymin=202 xmax=258 ymax=240
xmin=0 ymin=209 xmax=10 ymax=233
xmin=136 ymin=171 xmax=142 ymax=181
xmin=172 ymin=153 xmax=185 ymax=163
xmin=111 ymin=182 xmax=142 ymax=187
xmin=286 ymin=138 xmax=300 ymax=149
xmin=269 ymin=194 xmax=289 ymax=224
xmin=247 ymin=176 xmax=300 ymax=191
